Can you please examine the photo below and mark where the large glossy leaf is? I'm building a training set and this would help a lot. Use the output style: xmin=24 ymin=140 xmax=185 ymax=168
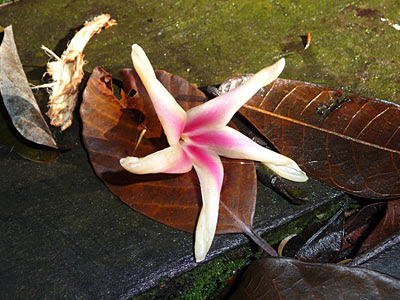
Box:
xmin=221 ymin=77 xmax=400 ymax=199
xmin=80 ymin=66 xmax=257 ymax=234
xmin=230 ymin=257 xmax=400 ymax=299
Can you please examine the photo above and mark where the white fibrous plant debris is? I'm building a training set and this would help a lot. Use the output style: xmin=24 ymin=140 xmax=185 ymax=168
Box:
xmin=40 ymin=14 xmax=117 ymax=130
xmin=381 ymin=17 xmax=400 ymax=31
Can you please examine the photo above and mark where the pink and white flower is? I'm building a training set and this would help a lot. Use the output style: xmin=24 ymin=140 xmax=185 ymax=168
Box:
xmin=120 ymin=44 xmax=308 ymax=262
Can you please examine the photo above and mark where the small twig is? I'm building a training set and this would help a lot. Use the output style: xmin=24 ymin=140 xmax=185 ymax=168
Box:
xmin=41 ymin=45 xmax=61 ymax=61
xmin=0 ymin=0 xmax=18 ymax=9
xmin=134 ymin=129 xmax=147 ymax=152
xmin=30 ymin=83 xmax=55 ymax=90
xmin=347 ymin=233 xmax=400 ymax=266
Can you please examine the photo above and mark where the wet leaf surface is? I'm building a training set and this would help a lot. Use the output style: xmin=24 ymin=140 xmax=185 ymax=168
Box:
xmin=230 ymin=257 xmax=400 ymax=300
xmin=358 ymin=199 xmax=400 ymax=253
xmin=0 ymin=25 xmax=56 ymax=148
xmin=349 ymin=231 xmax=400 ymax=279
xmin=295 ymin=206 xmax=345 ymax=263
xmin=219 ymin=77 xmax=400 ymax=199
xmin=81 ymin=66 xmax=257 ymax=234
xmin=341 ymin=202 xmax=386 ymax=257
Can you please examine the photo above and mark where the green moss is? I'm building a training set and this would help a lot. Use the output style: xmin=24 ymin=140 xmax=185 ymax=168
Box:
xmin=1 ymin=0 xmax=399 ymax=103
xmin=262 ymin=197 xmax=347 ymax=246
xmin=173 ymin=252 xmax=253 ymax=300
xmin=135 ymin=245 xmax=257 ymax=300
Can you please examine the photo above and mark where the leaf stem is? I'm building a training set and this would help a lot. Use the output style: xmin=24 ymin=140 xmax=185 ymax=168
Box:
xmin=245 ymin=227 xmax=278 ymax=257
xmin=220 ymin=201 xmax=278 ymax=256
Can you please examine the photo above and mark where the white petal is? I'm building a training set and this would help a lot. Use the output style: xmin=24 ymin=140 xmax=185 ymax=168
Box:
xmin=265 ymin=162 xmax=308 ymax=182
xmin=131 ymin=44 xmax=187 ymax=145
xmin=120 ymin=144 xmax=192 ymax=174
xmin=188 ymin=126 xmax=307 ymax=182
xmin=184 ymin=58 xmax=285 ymax=133
xmin=183 ymin=144 xmax=224 ymax=262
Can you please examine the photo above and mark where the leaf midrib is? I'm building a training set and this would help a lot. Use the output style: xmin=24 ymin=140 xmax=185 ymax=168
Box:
xmin=242 ymin=104 xmax=400 ymax=155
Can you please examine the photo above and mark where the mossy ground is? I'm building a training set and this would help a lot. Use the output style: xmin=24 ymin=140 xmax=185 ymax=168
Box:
xmin=1 ymin=0 xmax=399 ymax=103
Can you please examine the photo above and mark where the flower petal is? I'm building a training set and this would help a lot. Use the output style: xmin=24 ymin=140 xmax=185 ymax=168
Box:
xmin=188 ymin=126 xmax=308 ymax=182
xmin=184 ymin=58 xmax=285 ymax=133
xmin=131 ymin=44 xmax=186 ymax=145
xmin=183 ymin=144 xmax=224 ymax=262
xmin=120 ymin=144 xmax=192 ymax=174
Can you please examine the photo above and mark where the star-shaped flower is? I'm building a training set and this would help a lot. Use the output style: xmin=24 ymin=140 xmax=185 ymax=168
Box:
xmin=120 ymin=44 xmax=308 ymax=262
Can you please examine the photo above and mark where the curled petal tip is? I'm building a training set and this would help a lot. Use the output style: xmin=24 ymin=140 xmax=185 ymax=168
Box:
xmin=266 ymin=161 xmax=308 ymax=182
xmin=284 ymin=167 xmax=308 ymax=182
xmin=193 ymin=197 xmax=219 ymax=263
xmin=131 ymin=44 xmax=145 ymax=57
xmin=131 ymin=43 xmax=156 ymax=79
xmin=194 ymin=225 xmax=213 ymax=263
xmin=120 ymin=156 xmax=140 ymax=171
xmin=194 ymin=205 xmax=217 ymax=262
xmin=195 ymin=254 xmax=205 ymax=263
xmin=275 ymin=58 xmax=285 ymax=77
xmin=131 ymin=43 xmax=140 ymax=50
xmin=194 ymin=236 xmax=207 ymax=262
xmin=257 ymin=57 xmax=285 ymax=87
xmin=277 ymin=57 xmax=285 ymax=69
xmin=131 ymin=44 xmax=148 ymax=64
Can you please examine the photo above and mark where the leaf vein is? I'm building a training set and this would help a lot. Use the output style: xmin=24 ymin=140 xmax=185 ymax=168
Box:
xmin=272 ymin=86 xmax=299 ymax=113
xmin=243 ymin=104 xmax=400 ymax=155
xmin=356 ymin=107 xmax=390 ymax=139
xmin=298 ymin=91 xmax=325 ymax=119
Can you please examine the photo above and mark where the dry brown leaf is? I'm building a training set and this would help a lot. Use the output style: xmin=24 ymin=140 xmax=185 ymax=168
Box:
xmin=0 ymin=25 xmax=57 ymax=148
